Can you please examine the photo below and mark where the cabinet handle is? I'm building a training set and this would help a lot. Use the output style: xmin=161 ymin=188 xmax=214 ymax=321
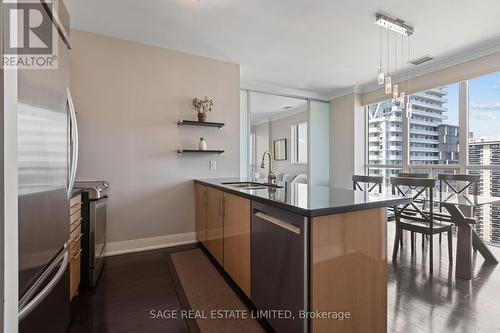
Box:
xmin=70 ymin=202 xmax=82 ymax=210
xmin=72 ymin=249 xmax=83 ymax=260
xmin=70 ymin=217 xmax=83 ymax=229
xmin=223 ymin=197 xmax=226 ymax=218
xmin=219 ymin=197 xmax=223 ymax=217
xmin=71 ymin=233 xmax=83 ymax=244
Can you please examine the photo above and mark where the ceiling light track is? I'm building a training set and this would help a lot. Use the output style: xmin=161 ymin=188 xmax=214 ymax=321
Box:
xmin=375 ymin=13 xmax=414 ymax=36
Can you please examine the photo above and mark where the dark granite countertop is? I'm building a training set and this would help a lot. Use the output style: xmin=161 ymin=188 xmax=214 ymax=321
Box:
xmin=194 ymin=178 xmax=412 ymax=217
xmin=71 ymin=188 xmax=85 ymax=198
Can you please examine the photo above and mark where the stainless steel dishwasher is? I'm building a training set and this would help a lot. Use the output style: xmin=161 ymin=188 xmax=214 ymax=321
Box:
xmin=251 ymin=201 xmax=308 ymax=333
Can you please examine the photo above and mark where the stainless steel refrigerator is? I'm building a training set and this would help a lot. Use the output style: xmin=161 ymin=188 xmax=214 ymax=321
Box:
xmin=17 ymin=2 xmax=77 ymax=332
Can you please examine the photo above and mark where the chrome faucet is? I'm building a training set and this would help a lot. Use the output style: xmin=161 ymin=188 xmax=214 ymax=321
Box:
xmin=260 ymin=151 xmax=276 ymax=184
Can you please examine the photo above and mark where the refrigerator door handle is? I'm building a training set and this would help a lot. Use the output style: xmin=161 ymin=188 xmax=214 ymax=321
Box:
xmin=67 ymin=88 xmax=79 ymax=198
xmin=18 ymin=243 xmax=70 ymax=322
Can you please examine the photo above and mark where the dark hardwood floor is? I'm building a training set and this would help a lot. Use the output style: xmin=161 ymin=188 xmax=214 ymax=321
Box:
xmin=67 ymin=247 xmax=191 ymax=333
xmin=67 ymin=224 xmax=500 ymax=333
xmin=387 ymin=223 xmax=500 ymax=333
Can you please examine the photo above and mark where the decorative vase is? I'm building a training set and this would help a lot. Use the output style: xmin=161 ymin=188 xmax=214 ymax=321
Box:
xmin=198 ymin=112 xmax=207 ymax=122
xmin=199 ymin=137 xmax=207 ymax=151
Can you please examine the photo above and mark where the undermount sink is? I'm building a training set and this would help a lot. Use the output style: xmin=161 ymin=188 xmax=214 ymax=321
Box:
xmin=222 ymin=182 xmax=283 ymax=190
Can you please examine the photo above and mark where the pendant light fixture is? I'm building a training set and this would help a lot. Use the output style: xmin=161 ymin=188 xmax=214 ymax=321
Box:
xmin=384 ymin=29 xmax=392 ymax=94
xmin=377 ymin=26 xmax=385 ymax=85
xmin=398 ymin=33 xmax=406 ymax=105
xmin=406 ymin=35 xmax=413 ymax=118
xmin=375 ymin=13 xmax=414 ymax=99
xmin=392 ymin=31 xmax=399 ymax=101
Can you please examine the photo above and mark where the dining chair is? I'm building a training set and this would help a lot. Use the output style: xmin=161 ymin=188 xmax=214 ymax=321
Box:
xmin=352 ymin=175 xmax=383 ymax=193
xmin=395 ymin=173 xmax=433 ymax=245
xmin=391 ymin=177 xmax=453 ymax=275
xmin=437 ymin=173 xmax=480 ymax=241
xmin=438 ymin=174 xmax=480 ymax=206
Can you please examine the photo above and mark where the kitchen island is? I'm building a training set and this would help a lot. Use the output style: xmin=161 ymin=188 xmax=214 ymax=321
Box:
xmin=194 ymin=178 xmax=411 ymax=333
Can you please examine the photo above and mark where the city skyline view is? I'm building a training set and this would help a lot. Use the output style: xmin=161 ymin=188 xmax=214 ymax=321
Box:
xmin=470 ymin=71 xmax=500 ymax=139
xmin=442 ymin=71 xmax=500 ymax=140
xmin=367 ymin=71 xmax=500 ymax=246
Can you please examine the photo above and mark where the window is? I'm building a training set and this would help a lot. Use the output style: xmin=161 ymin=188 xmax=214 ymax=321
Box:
xmin=409 ymin=83 xmax=459 ymax=165
xmin=469 ymin=71 xmax=500 ymax=149
xmin=367 ymin=101 xmax=403 ymax=167
xmin=365 ymin=72 xmax=500 ymax=246
xmin=468 ymin=72 xmax=500 ymax=243
xmin=291 ymin=122 xmax=307 ymax=164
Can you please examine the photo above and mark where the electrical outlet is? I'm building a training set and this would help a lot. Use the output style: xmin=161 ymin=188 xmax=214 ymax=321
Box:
xmin=210 ymin=161 xmax=216 ymax=170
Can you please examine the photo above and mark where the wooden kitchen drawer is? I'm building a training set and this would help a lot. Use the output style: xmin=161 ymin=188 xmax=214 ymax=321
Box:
xmin=69 ymin=248 xmax=82 ymax=301
xmin=69 ymin=224 xmax=82 ymax=301
xmin=69 ymin=194 xmax=83 ymax=301
xmin=70 ymin=195 xmax=82 ymax=216
xmin=70 ymin=223 xmax=82 ymax=250
xmin=70 ymin=209 xmax=82 ymax=231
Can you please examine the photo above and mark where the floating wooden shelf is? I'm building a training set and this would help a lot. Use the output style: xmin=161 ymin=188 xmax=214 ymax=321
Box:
xmin=177 ymin=120 xmax=225 ymax=128
xmin=177 ymin=149 xmax=224 ymax=156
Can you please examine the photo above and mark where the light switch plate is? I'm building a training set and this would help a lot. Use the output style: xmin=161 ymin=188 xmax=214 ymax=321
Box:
xmin=210 ymin=161 xmax=216 ymax=170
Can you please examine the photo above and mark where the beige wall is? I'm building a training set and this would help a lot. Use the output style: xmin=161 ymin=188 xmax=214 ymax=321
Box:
xmin=270 ymin=111 xmax=308 ymax=177
xmin=330 ymin=93 xmax=364 ymax=189
xmin=70 ymin=30 xmax=240 ymax=245
xmin=252 ymin=122 xmax=270 ymax=177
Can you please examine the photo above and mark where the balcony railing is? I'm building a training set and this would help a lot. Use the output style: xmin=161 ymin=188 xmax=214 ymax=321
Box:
xmin=411 ymin=100 xmax=447 ymax=112
xmin=412 ymin=91 xmax=448 ymax=103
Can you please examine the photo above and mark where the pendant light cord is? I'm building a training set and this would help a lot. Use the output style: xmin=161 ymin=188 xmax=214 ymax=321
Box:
xmin=394 ymin=31 xmax=397 ymax=85
xmin=387 ymin=29 xmax=390 ymax=76
xmin=379 ymin=25 xmax=382 ymax=67
xmin=408 ymin=36 xmax=411 ymax=95
xmin=401 ymin=33 xmax=404 ymax=95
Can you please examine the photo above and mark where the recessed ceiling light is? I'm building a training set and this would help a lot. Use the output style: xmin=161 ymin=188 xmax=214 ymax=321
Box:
xmin=409 ymin=55 xmax=435 ymax=66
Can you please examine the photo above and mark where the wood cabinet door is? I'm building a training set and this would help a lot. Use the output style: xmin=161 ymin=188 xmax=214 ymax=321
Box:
xmin=195 ymin=184 xmax=207 ymax=246
xmin=206 ymin=187 xmax=224 ymax=265
xmin=223 ymin=192 xmax=251 ymax=297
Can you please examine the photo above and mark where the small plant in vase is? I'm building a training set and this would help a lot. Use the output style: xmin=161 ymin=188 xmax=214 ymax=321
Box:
xmin=199 ymin=137 xmax=207 ymax=151
xmin=193 ymin=96 xmax=214 ymax=122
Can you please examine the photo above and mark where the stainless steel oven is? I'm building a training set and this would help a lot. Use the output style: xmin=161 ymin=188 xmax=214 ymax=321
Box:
xmin=89 ymin=196 xmax=107 ymax=286
xmin=74 ymin=181 xmax=109 ymax=288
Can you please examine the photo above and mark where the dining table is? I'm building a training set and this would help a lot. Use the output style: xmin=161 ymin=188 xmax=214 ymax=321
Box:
xmin=436 ymin=194 xmax=499 ymax=279
xmin=383 ymin=185 xmax=500 ymax=280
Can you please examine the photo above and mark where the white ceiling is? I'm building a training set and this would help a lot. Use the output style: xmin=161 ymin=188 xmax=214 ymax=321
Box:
xmin=249 ymin=92 xmax=307 ymax=125
xmin=69 ymin=0 xmax=500 ymax=99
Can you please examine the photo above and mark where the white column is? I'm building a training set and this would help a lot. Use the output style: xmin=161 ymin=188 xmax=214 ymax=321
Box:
xmin=330 ymin=93 xmax=364 ymax=188
xmin=459 ymin=81 xmax=469 ymax=173
xmin=239 ymin=90 xmax=249 ymax=177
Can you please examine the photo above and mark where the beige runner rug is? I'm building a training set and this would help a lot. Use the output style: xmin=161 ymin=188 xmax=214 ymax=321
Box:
xmin=169 ymin=248 xmax=265 ymax=333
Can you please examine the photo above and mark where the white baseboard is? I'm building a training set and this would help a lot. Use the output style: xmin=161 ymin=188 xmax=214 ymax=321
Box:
xmin=105 ymin=232 xmax=197 ymax=256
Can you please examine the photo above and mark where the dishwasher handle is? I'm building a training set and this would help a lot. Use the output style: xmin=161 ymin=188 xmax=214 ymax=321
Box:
xmin=254 ymin=211 xmax=301 ymax=235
